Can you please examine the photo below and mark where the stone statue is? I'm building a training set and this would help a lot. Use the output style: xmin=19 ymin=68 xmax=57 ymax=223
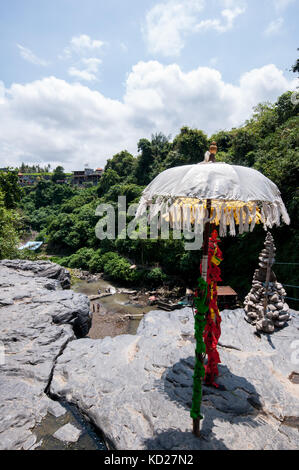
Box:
xmin=244 ymin=232 xmax=290 ymax=334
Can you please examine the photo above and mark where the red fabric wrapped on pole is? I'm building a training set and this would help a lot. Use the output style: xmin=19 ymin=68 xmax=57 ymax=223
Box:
xmin=201 ymin=229 xmax=223 ymax=387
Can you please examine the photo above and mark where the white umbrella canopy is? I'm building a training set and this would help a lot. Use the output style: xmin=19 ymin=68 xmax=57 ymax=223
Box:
xmin=135 ymin=162 xmax=290 ymax=237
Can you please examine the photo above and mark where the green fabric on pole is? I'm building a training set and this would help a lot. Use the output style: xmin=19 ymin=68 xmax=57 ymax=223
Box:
xmin=190 ymin=277 xmax=208 ymax=420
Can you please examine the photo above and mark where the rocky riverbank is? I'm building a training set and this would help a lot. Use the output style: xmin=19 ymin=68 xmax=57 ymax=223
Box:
xmin=71 ymin=267 xmax=186 ymax=310
xmin=0 ymin=259 xmax=92 ymax=450
xmin=1 ymin=260 xmax=298 ymax=450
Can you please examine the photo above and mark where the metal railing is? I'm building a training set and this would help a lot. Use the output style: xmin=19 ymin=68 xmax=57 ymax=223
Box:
xmin=274 ymin=262 xmax=299 ymax=303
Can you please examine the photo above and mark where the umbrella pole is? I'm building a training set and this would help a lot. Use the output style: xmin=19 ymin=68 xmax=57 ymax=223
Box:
xmin=263 ymin=234 xmax=273 ymax=316
xmin=192 ymin=199 xmax=211 ymax=437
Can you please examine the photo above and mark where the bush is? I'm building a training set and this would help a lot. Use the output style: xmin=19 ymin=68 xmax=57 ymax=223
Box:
xmin=102 ymin=252 xmax=139 ymax=283
xmin=50 ymin=255 xmax=70 ymax=266
xmin=88 ymin=251 xmax=103 ymax=273
xmin=145 ymin=267 xmax=167 ymax=286
xmin=66 ymin=248 xmax=95 ymax=270
xmin=0 ymin=190 xmax=19 ymax=259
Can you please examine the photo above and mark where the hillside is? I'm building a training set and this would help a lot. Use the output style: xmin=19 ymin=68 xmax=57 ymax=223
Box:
xmin=0 ymin=90 xmax=298 ymax=304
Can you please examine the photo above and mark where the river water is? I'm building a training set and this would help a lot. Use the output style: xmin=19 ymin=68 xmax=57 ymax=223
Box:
xmin=32 ymin=278 xmax=159 ymax=450
xmin=73 ymin=278 xmax=155 ymax=339
xmin=33 ymin=278 xmax=157 ymax=450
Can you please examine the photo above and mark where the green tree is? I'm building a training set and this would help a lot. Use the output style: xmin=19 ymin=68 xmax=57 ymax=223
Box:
xmin=52 ymin=166 xmax=66 ymax=183
xmin=291 ymin=48 xmax=299 ymax=74
xmin=230 ymin=129 xmax=257 ymax=166
xmin=0 ymin=169 xmax=23 ymax=209
xmin=135 ymin=138 xmax=154 ymax=185
xmin=0 ymin=189 xmax=19 ymax=259
xmin=275 ymin=92 xmax=299 ymax=125
xmin=105 ymin=151 xmax=136 ymax=179
xmin=172 ymin=126 xmax=208 ymax=165
xmin=97 ymin=169 xmax=121 ymax=197
xmin=210 ymin=130 xmax=233 ymax=153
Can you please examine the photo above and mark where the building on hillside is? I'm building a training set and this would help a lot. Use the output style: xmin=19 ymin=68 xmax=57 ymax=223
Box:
xmin=18 ymin=173 xmax=52 ymax=186
xmin=18 ymin=173 xmax=37 ymax=186
xmin=56 ymin=179 xmax=68 ymax=184
xmin=72 ymin=168 xmax=103 ymax=186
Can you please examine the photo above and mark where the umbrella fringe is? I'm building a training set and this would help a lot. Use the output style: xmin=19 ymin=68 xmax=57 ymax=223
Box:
xmin=219 ymin=203 xmax=227 ymax=237
xmin=244 ymin=206 xmax=250 ymax=232
xmin=229 ymin=208 xmax=236 ymax=236
xmin=278 ymin=200 xmax=290 ymax=225
xmin=250 ymin=204 xmax=257 ymax=232
xmin=239 ymin=206 xmax=244 ymax=234
xmin=135 ymin=197 xmax=290 ymax=235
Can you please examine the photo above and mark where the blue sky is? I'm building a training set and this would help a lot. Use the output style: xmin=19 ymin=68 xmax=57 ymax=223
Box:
xmin=0 ymin=0 xmax=298 ymax=170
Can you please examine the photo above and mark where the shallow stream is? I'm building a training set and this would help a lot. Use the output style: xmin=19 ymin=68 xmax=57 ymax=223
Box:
xmin=73 ymin=278 xmax=155 ymax=339
xmin=33 ymin=278 xmax=158 ymax=450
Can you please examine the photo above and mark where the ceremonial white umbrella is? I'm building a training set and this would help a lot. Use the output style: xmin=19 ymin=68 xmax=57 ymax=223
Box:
xmin=135 ymin=149 xmax=290 ymax=436
xmin=136 ymin=161 xmax=290 ymax=235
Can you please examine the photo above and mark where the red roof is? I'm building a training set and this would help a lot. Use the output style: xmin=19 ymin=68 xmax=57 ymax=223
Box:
xmin=217 ymin=286 xmax=237 ymax=296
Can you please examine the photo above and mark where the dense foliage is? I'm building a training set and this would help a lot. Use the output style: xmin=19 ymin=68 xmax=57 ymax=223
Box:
xmin=0 ymin=177 xmax=21 ymax=259
xmin=3 ymin=89 xmax=298 ymax=304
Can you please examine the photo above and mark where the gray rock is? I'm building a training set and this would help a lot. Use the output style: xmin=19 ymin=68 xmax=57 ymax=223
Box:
xmin=0 ymin=261 xmax=91 ymax=450
xmin=261 ymin=318 xmax=275 ymax=333
xmin=277 ymin=313 xmax=290 ymax=322
xmin=47 ymin=401 xmax=67 ymax=418
xmin=53 ymin=423 xmax=82 ymax=443
xmin=50 ymin=308 xmax=299 ymax=450
xmin=0 ymin=259 xmax=71 ymax=289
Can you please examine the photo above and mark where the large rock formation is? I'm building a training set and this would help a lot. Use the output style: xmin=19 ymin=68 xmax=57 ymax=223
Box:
xmin=244 ymin=232 xmax=290 ymax=333
xmin=0 ymin=259 xmax=71 ymax=289
xmin=0 ymin=260 xmax=91 ymax=450
xmin=51 ymin=308 xmax=299 ymax=450
xmin=1 ymin=259 xmax=298 ymax=450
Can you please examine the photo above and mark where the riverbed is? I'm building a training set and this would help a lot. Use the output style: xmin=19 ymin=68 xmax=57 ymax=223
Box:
xmin=32 ymin=278 xmax=160 ymax=450
xmin=73 ymin=278 xmax=156 ymax=339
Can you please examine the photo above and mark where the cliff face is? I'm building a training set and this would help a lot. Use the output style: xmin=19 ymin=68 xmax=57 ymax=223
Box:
xmin=1 ymin=260 xmax=298 ymax=450
xmin=0 ymin=260 xmax=92 ymax=450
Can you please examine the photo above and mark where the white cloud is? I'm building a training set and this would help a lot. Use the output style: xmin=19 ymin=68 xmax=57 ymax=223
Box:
xmin=70 ymin=34 xmax=104 ymax=51
xmin=274 ymin=0 xmax=296 ymax=12
xmin=264 ymin=17 xmax=284 ymax=35
xmin=143 ymin=0 xmax=205 ymax=57
xmin=61 ymin=34 xmax=105 ymax=59
xmin=0 ymin=63 xmax=296 ymax=171
xmin=68 ymin=58 xmax=102 ymax=82
xmin=17 ymin=44 xmax=49 ymax=67
xmin=196 ymin=6 xmax=245 ymax=33
xmin=125 ymin=61 xmax=295 ymax=134
xmin=143 ymin=0 xmax=246 ymax=57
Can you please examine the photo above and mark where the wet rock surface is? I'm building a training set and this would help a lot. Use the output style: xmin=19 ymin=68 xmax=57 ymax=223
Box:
xmin=0 ymin=260 xmax=92 ymax=450
xmin=51 ymin=307 xmax=299 ymax=450
xmin=53 ymin=423 xmax=82 ymax=443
